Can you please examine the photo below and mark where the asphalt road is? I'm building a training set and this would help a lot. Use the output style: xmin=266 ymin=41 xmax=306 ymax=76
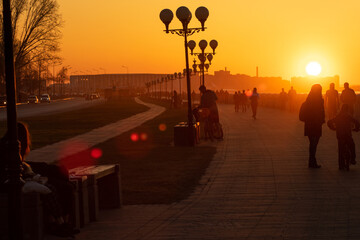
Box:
xmin=0 ymin=98 xmax=104 ymax=121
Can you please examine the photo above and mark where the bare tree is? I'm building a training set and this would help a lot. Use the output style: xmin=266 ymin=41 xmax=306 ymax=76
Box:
xmin=17 ymin=0 xmax=62 ymax=66
xmin=0 ymin=0 xmax=63 ymax=95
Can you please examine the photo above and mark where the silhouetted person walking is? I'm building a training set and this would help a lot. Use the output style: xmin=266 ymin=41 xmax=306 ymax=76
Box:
xmin=299 ymin=84 xmax=325 ymax=168
xmin=191 ymin=90 xmax=196 ymax=106
xmin=288 ymin=86 xmax=297 ymax=112
xmin=249 ymin=88 xmax=259 ymax=119
xmin=233 ymin=91 xmax=240 ymax=112
xmin=240 ymin=90 xmax=247 ymax=112
xmin=340 ymin=82 xmax=356 ymax=116
xmin=327 ymin=104 xmax=360 ymax=169
xmin=199 ymin=85 xmax=219 ymax=124
xmin=325 ymin=83 xmax=339 ymax=119
xmin=172 ymin=90 xmax=178 ymax=109
xmin=279 ymin=88 xmax=288 ymax=110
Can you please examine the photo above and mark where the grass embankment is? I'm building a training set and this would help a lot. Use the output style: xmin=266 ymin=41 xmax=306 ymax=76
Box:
xmin=61 ymin=97 xmax=217 ymax=205
xmin=0 ymin=98 xmax=149 ymax=149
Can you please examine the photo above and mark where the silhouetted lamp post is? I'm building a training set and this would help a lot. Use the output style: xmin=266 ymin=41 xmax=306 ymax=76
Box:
xmin=160 ymin=6 xmax=209 ymax=146
xmin=152 ymin=80 xmax=156 ymax=98
xmin=178 ymin=71 xmax=182 ymax=99
xmin=193 ymin=59 xmax=211 ymax=85
xmin=188 ymin=39 xmax=218 ymax=86
xmin=2 ymin=0 xmax=24 ymax=239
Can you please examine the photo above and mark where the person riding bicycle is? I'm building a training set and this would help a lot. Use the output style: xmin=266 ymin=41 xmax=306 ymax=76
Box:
xmin=327 ymin=104 xmax=360 ymax=169
xmin=199 ymin=85 xmax=219 ymax=124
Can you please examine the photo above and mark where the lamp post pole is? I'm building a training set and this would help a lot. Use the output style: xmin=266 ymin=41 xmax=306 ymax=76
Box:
xmin=122 ymin=65 xmax=129 ymax=89
xmin=2 ymin=0 xmax=24 ymax=238
xmin=160 ymin=6 xmax=209 ymax=146
xmin=171 ymin=74 xmax=174 ymax=96
xmin=38 ymin=60 xmax=42 ymax=96
xmin=156 ymin=79 xmax=159 ymax=99
xmin=183 ymin=31 xmax=193 ymax=128
xmin=53 ymin=64 xmax=56 ymax=96
xmin=159 ymin=78 xmax=162 ymax=99
xmin=154 ymin=80 xmax=157 ymax=99
xmin=165 ymin=76 xmax=168 ymax=99
xmin=178 ymin=72 xmax=182 ymax=100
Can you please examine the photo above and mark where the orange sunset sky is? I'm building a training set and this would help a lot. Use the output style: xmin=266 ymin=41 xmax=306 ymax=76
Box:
xmin=59 ymin=0 xmax=360 ymax=84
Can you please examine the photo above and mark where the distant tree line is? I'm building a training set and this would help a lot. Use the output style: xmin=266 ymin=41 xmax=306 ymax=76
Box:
xmin=0 ymin=0 xmax=65 ymax=99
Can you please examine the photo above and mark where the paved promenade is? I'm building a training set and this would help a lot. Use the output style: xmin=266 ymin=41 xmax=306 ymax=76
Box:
xmin=28 ymin=98 xmax=165 ymax=163
xmin=73 ymin=103 xmax=360 ymax=240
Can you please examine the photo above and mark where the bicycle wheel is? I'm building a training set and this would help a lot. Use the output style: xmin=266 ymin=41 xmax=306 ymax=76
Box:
xmin=213 ymin=123 xmax=224 ymax=140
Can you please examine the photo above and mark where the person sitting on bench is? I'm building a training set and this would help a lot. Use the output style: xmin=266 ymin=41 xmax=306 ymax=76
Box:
xmin=1 ymin=122 xmax=79 ymax=238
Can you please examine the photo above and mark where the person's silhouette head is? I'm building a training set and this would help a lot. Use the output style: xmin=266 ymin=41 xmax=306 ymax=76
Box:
xmin=330 ymin=83 xmax=335 ymax=90
xmin=253 ymin=88 xmax=257 ymax=93
xmin=344 ymin=82 xmax=349 ymax=89
xmin=3 ymin=122 xmax=31 ymax=160
xmin=307 ymin=84 xmax=322 ymax=101
xmin=199 ymin=85 xmax=206 ymax=94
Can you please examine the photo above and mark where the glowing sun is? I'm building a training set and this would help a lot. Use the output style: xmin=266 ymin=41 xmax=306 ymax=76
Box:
xmin=306 ymin=61 xmax=322 ymax=76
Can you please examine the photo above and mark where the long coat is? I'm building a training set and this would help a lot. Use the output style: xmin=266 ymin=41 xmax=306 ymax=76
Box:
xmin=303 ymin=98 xmax=325 ymax=137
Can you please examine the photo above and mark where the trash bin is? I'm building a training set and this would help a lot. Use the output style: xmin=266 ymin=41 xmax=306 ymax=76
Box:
xmin=174 ymin=122 xmax=199 ymax=146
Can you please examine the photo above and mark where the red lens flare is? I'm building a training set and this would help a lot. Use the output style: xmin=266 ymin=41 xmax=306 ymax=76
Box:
xmin=130 ymin=133 xmax=139 ymax=142
xmin=90 ymin=148 xmax=103 ymax=159
xmin=140 ymin=133 xmax=148 ymax=141
xmin=158 ymin=124 xmax=167 ymax=131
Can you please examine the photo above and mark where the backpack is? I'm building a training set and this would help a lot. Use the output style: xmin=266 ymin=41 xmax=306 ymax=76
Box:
xmin=299 ymin=101 xmax=307 ymax=122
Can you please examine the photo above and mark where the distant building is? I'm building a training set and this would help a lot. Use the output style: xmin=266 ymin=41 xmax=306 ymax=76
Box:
xmin=200 ymin=68 xmax=290 ymax=93
xmin=70 ymin=73 xmax=167 ymax=94
xmin=69 ymin=70 xmax=300 ymax=95
xmin=291 ymin=75 xmax=340 ymax=93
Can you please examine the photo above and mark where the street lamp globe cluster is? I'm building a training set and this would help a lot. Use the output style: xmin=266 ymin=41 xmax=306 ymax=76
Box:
xmin=188 ymin=39 xmax=218 ymax=86
xmin=160 ymin=6 xmax=209 ymax=146
xmin=160 ymin=7 xmax=209 ymax=34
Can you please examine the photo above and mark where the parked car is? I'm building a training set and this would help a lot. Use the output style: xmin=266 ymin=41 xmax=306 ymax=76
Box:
xmin=27 ymin=95 xmax=39 ymax=104
xmin=40 ymin=94 xmax=51 ymax=103
xmin=85 ymin=93 xmax=100 ymax=100
xmin=90 ymin=93 xmax=100 ymax=100
xmin=0 ymin=96 xmax=6 ymax=106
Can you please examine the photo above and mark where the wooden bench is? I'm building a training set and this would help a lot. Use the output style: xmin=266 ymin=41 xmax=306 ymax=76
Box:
xmin=1 ymin=164 xmax=121 ymax=239
xmin=69 ymin=175 xmax=89 ymax=228
xmin=69 ymin=164 xmax=122 ymax=221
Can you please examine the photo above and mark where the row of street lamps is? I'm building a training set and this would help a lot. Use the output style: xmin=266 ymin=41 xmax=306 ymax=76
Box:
xmin=145 ymin=69 xmax=197 ymax=99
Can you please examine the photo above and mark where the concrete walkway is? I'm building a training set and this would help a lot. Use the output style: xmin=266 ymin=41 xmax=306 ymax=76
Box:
xmin=28 ymin=98 xmax=165 ymax=163
xmin=72 ymin=104 xmax=360 ymax=240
